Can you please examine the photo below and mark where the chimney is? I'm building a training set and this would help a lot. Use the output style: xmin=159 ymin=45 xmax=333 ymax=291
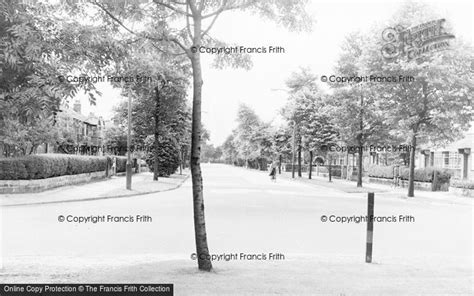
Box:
xmin=73 ymin=100 xmax=81 ymax=114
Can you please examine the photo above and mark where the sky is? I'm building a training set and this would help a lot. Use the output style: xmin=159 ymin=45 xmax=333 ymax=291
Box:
xmin=78 ymin=0 xmax=473 ymax=145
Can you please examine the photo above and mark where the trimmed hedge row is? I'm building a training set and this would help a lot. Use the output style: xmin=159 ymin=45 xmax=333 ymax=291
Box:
xmin=368 ymin=165 xmax=452 ymax=182
xmin=0 ymin=154 xmax=108 ymax=180
xmin=368 ymin=165 xmax=395 ymax=179
xmin=399 ymin=167 xmax=452 ymax=183
xmin=450 ymin=180 xmax=474 ymax=189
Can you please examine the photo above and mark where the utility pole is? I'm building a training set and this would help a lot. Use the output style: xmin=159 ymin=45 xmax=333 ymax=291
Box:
xmin=126 ymin=91 xmax=132 ymax=190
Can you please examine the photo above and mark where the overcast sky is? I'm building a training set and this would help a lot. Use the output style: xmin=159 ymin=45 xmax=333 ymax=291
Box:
xmin=78 ymin=0 xmax=473 ymax=145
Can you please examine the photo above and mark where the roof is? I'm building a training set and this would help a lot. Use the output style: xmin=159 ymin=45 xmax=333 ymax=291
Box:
xmin=58 ymin=108 xmax=103 ymax=126
xmin=59 ymin=108 xmax=87 ymax=122
xmin=85 ymin=114 xmax=99 ymax=125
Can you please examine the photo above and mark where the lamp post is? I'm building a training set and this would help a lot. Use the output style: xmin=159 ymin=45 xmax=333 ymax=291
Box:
xmin=126 ymin=90 xmax=132 ymax=190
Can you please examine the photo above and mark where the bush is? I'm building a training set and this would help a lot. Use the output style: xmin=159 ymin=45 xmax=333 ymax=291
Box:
xmin=451 ymin=180 xmax=474 ymax=189
xmin=145 ymin=134 xmax=180 ymax=177
xmin=0 ymin=158 xmax=28 ymax=180
xmin=368 ymin=165 xmax=451 ymax=183
xmin=0 ymin=154 xmax=108 ymax=180
xmin=368 ymin=165 xmax=395 ymax=179
xmin=399 ymin=167 xmax=451 ymax=182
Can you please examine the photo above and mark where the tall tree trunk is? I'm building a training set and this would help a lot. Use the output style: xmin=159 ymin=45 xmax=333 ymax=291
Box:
xmin=278 ymin=154 xmax=282 ymax=174
xmin=309 ymin=150 xmax=313 ymax=179
xmin=190 ymin=16 xmax=212 ymax=271
xmin=179 ymin=149 xmax=183 ymax=175
xmin=346 ymin=151 xmax=350 ymax=180
xmin=291 ymin=121 xmax=296 ymax=178
xmin=357 ymin=93 xmax=364 ymax=187
xmin=357 ymin=149 xmax=363 ymax=187
xmin=297 ymin=143 xmax=302 ymax=177
xmin=153 ymin=87 xmax=160 ymax=181
xmin=328 ymin=156 xmax=332 ymax=182
xmin=408 ymin=131 xmax=417 ymax=197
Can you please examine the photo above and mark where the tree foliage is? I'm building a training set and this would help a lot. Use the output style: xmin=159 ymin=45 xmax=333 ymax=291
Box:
xmin=362 ymin=2 xmax=473 ymax=195
xmin=145 ymin=134 xmax=180 ymax=177
xmin=0 ymin=1 xmax=125 ymax=155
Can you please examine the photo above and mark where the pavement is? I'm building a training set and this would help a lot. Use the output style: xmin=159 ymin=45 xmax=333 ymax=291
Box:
xmin=0 ymin=171 xmax=189 ymax=207
xmin=0 ymin=164 xmax=472 ymax=295
xmin=276 ymin=169 xmax=473 ymax=206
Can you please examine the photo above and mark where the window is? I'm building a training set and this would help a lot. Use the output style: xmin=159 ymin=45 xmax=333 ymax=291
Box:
xmin=438 ymin=151 xmax=461 ymax=169
xmin=443 ymin=152 xmax=449 ymax=166
xmin=449 ymin=152 xmax=461 ymax=169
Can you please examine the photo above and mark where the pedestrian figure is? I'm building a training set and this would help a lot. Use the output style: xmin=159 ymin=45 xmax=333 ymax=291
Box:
xmin=112 ymin=157 xmax=117 ymax=176
xmin=269 ymin=161 xmax=277 ymax=182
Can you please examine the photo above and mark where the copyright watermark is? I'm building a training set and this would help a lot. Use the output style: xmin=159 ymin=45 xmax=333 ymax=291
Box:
xmin=319 ymin=144 xmax=414 ymax=153
xmin=57 ymin=75 xmax=152 ymax=84
xmin=57 ymin=215 xmax=153 ymax=223
xmin=191 ymin=45 xmax=285 ymax=54
xmin=190 ymin=252 xmax=285 ymax=261
xmin=320 ymin=215 xmax=415 ymax=223
xmin=320 ymin=74 xmax=415 ymax=83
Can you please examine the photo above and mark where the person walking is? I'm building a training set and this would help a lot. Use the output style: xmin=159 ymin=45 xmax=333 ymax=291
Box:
xmin=269 ymin=161 xmax=277 ymax=182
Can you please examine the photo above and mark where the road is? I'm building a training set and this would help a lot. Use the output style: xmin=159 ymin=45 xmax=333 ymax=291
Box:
xmin=1 ymin=164 xmax=472 ymax=295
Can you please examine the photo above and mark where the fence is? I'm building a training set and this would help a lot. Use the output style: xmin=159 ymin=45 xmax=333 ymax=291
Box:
xmin=281 ymin=163 xmax=360 ymax=179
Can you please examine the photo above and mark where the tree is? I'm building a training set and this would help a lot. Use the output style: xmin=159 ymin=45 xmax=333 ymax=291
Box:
xmin=1 ymin=117 xmax=59 ymax=155
xmin=328 ymin=32 xmax=389 ymax=187
xmin=234 ymin=104 xmax=263 ymax=167
xmin=327 ymin=85 xmax=387 ymax=187
xmin=221 ymin=134 xmax=238 ymax=165
xmin=301 ymin=96 xmax=338 ymax=180
xmin=283 ymin=68 xmax=338 ymax=180
xmin=229 ymin=104 xmax=275 ymax=170
xmin=272 ymin=126 xmax=292 ymax=174
xmin=111 ymin=50 xmax=190 ymax=180
xmin=86 ymin=0 xmax=312 ymax=271
xmin=201 ymin=143 xmax=223 ymax=163
xmin=145 ymin=133 xmax=181 ymax=177
xmin=0 ymin=1 xmax=125 ymax=156
xmin=365 ymin=3 xmax=474 ymax=197
xmin=282 ymin=67 xmax=320 ymax=178
xmin=103 ymin=125 xmax=128 ymax=155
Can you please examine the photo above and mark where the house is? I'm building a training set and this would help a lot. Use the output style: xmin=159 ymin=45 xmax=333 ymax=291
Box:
xmin=308 ymin=124 xmax=473 ymax=182
xmin=37 ymin=100 xmax=106 ymax=155
xmin=417 ymin=124 xmax=473 ymax=180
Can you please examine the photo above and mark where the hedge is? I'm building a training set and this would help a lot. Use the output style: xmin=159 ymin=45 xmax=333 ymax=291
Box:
xmin=368 ymin=165 xmax=452 ymax=182
xmin=368 ymin=165 xmax=395 ymax=179
xmin=450 ymin=180 xmax=474 ymax=189
xmin=398 ymin=167 xmax=451 ymax=183
xmin=0 ymin=154 xmax=109 ymax=180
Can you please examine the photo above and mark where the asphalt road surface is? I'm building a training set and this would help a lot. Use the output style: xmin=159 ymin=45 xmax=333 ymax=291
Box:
xmin=1 ymin=164 xmax=472 ymax=295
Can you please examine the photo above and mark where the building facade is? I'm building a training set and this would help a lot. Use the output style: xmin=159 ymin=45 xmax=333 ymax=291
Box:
xmin=37 ymin=100 xmax=106 ymax=155
xmin=417 ymin=124 xmax=473 ymax=180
